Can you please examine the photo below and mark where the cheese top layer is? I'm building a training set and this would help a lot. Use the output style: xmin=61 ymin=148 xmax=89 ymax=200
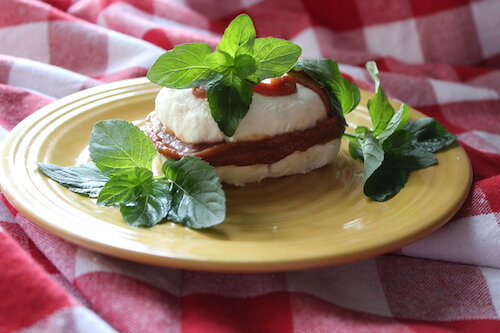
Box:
xmin=154 ymin=83 xmax=327 ymax=143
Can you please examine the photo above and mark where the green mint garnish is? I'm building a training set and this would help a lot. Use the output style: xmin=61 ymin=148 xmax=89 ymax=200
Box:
xmin=120 ymin=180 xmax=172 ymax=227
xmin=365 ymin=61 xmax=397 ymax=137
xmin=359 ymin=131 xmax=385 ymax=183
xmin=248 ymin=37 xmax=302 ymax=83
xmin=37 ymin=162 xmax=108 ymax=197
xmin=206 ymin=74 xmax=253 ymax=136
xmin=39 ymin=120 xmax=226 ymax=229
xmin=145 ymin=43 xmax=215 ymax=89
xmin=405 ymin=117 xmax=457 ymax=153
xmin=293 ymin=59 xmax=360 ymax=124
xmin=147 ymin=14 xmax=301 ymax=137
xmin=97 ymin=167 xmax=153 ymax=207
xmin=89 ymin=120 xmax=157 ymax=171
xmin=216 ymin=13 xmax=256 ymax=57
xmin=162 ymin=157 xmax=226 ymax=229
xmin=344 ymin=61 xmax=456 ymax=201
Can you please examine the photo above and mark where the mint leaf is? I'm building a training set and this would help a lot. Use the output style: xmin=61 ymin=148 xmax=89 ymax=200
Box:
xmin=294 ymin=59 xmax=359 ymax=116
xmin=217 ymin=14 xmax=256 ymax=57
xmin=364 ymin=162 xmax=407 ymax=201
xmin=387 ymin=149 xmax=437 ymax=170
xmin=365 ymin=61 xmax=394 ymax=136
xmin=162 ymin=157 xmax=226 ymax=229
xmin=206 ymin=74 xmax=253 ymax=137
xmin=206 ymin=52 xmax=256 ymax=78
xmin=343 ymin=133 xmax=363 ymax=161
xmin=366 ymin=61 xmax=381 ymax=91
xmin=248 ymin=37 xmax=302 ymax=82
xmin=120 ymin=180 xmax=172 ymax=227
xmin=383 ymin=130 xmax=437 ymax=169
xmin=97 ymin=167 xmax=153 ymax=207
xmin=377 ymin=104 xmax=410 ymax=143
xmin=367 ymin=89 xmax=394 ymax=136
xmin=89 ymin=120 xmax=157 ymax=172
xmin=147 ymin=43 xmax=215 ymax=89
xmin=330 ymin=75 xmax=360 ymax=116
xmin=205 ymin=51 xmax=233 ymax=73
xmin=233 ymin=54 xmax=256 ymax=78
xmin=405 ymin=117 xmax=456 ymax=153
xmin=381 ymin=129 xmax=412 ymax=151
xmin=37 ymin=162 xmax=108 ymax=197
xmin=348 ymin=140 xmax=364 ymax=161
xmin=360 ymin=131 xmax=385 ymax=182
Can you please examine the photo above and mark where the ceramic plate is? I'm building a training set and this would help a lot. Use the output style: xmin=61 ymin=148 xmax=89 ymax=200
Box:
xmin=0 ymin=78 xmax=472 ymax=272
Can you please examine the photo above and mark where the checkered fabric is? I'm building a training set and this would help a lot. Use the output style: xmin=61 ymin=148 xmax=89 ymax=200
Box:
xmin=1 ymin=0 xmax=500 ymax=332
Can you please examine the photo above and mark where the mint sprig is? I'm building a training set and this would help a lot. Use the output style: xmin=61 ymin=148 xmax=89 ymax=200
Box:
xmin=345 ymin=62 xmax=456 ymax=201
xmin=147 ymin=14 xmax=301 ymax=137
xmin=38 ymin=120 xmax=226 ymax=229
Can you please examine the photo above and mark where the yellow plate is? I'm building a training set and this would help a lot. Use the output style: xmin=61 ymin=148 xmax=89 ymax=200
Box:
xmin=0 ymin=78 xmax=471 ymax=272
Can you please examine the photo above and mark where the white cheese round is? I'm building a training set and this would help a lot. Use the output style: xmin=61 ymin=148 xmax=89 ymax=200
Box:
xmin=154 ymin=83 xmax=327 ymax=143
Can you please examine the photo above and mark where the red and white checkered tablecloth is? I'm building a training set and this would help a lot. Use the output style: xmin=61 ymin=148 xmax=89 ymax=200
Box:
xmin=1 ymin=0 xmax=500 ymax=332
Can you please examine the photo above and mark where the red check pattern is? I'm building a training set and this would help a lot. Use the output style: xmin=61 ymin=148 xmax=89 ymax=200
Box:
xmin=1 ymin=1 xmax=500 ymax=332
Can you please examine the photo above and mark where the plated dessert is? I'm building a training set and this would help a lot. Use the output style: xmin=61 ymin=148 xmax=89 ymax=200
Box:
xmin=143 ymin=14 xmax=358 ymax=187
